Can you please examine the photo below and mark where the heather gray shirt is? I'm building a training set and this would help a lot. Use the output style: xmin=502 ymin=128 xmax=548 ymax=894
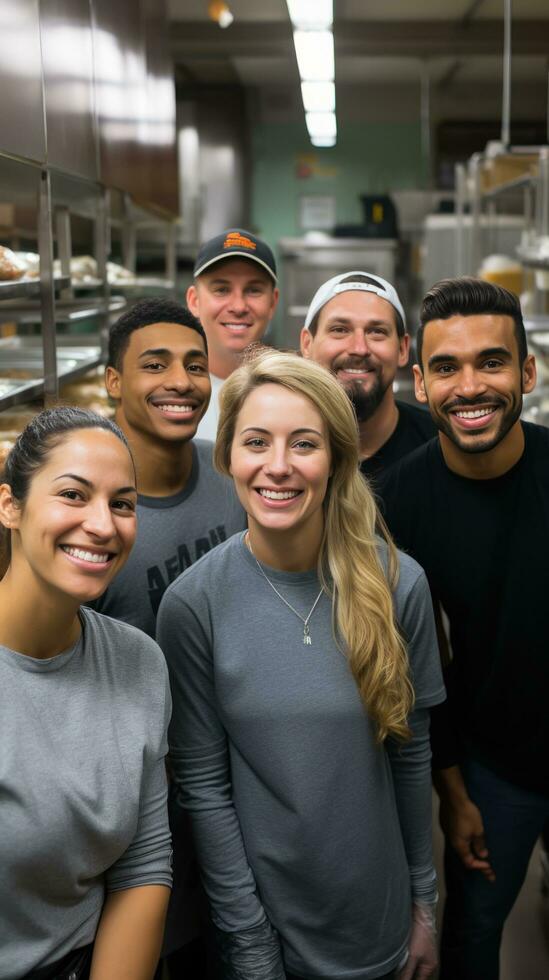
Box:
xmin=157 ymin=533 xmax=445 ymax=980
xmin=94 ymin=440 xmax=246 ymax=637
xmin=0 ymin=607 xmax=172 ymax=980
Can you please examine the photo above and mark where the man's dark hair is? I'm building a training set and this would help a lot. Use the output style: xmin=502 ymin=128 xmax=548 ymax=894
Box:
xmin=308 ymin=274 xmax=405 ymax=338
xmin=108 ymin=298 xmax=207 ymax=369
xmin=417 ymin=277 xmax=527 ymax=369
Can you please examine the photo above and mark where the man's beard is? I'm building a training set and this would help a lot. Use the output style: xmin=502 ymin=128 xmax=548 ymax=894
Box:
xmin=435 ymin=393 xmax=522 ymax=454
xmin=345 ymin=374 xmax=388 ymax=423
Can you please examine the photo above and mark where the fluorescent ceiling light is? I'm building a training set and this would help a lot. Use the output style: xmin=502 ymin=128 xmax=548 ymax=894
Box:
xmin=293 ymin=30 xmax=334 ymax=82
xmin=311 ymin=135 xmax=336 ymax=148
xmin=286 ymin=0 xmax=333 ymax=29
xmin=306 ymin=111 xmax=337 ymax=139
xmin=301 ymin=81 xmax=335 ymax=113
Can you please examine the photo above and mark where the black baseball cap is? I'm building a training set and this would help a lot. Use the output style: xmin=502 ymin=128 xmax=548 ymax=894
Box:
xmin=193 ymin=228 xmax=277 ymax=283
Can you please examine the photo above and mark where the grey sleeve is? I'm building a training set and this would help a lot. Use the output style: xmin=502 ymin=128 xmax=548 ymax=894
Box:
xmin=384 ymin=568 xmax=444 ymax=905
xmin=157 ymin=590 xmax=284 ymax=976
xmin=106 ymin=668 xmax=173 ymax=892
xmin=398 ymin=568 xmax=446 ymax=708
xmin=386 ymin=708 xmax=437 ymax=905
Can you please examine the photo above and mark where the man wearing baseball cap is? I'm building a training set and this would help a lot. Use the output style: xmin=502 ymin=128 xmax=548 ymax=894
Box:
xmin=187 ymin=228 xmax=279 ymax=440
xmin=301 ymin=271 xmax=435 ymax=478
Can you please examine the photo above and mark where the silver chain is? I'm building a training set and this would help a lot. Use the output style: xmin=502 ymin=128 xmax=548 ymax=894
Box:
xmin=247 ymin=534 xmax=324 ymax=645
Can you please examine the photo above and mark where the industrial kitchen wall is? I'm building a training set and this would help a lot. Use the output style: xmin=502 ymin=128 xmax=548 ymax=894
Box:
xmin=0 ymin=0 xmax=178 ymax=216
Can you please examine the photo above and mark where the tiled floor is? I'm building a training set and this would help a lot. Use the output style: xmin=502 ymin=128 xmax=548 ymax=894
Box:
xmin=432 ymin=803 xmax=549 ymax=979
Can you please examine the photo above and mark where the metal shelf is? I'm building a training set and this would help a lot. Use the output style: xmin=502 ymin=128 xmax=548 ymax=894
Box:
xmin=516 ymin=250 xmax=549 ymax=271
xmin=0 ymin=377 xmax=44 ymax=410
xmin=71 ymin=277 xmax=105 ymax=291
xmin=112 ymin=276 xmax=174 ymax=293
xmin=0 ymin=275 xmax=70 ymax=300
xmin=57 ymin=353 xmax=103 ymax=385
xmin=0 ymin=355 xmax=102 ymax=410
xmin=0 ymin=339 xmax=102 ymax=410
xmin=0 ymin=166 xmax=174 ymax=417
xmin=524 ymin=316 xmax=549 ymax=335
xmin=70 ymin=275 xmax=173 ymax=294
xmin=0 ymin=295 xmax=125 ymax=325
xmin=480 ymin=173 xmax=534 ymax=201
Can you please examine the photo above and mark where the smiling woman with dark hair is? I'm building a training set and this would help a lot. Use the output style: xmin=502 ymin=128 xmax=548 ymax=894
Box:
xmin=0 ymin=407 xmax=172 ymax=980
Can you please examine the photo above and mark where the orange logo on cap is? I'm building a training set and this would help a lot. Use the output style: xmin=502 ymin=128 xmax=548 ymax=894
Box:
xmin=223 ymin=232 xmax=256 ymax=251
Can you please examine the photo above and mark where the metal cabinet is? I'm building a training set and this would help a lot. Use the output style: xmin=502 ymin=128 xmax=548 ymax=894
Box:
xmin=0 ymin=0 xmax=177 ymax=418
xmin=41 ymin=0 xmax=98 ymax=181
xmin=0 ymin=0 xmax=45 ymax=163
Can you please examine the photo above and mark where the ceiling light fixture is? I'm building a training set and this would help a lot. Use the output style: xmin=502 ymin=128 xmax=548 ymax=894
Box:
xmin=301 ymin=81 xmax=336 ymax=113
xmin=286 ymin=3 xmax=336 ymax=148
xmin=208 ymin=1 xmax=234 ymax=29
xmin=306 ymin=111 xmax=337 ymax=139
xmin=287 ymin=0 xmax=333 ymax=30
xmin=293 ymin=30 xmax=334 ymax=82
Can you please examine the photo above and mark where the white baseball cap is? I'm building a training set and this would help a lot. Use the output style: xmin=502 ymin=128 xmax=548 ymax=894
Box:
xmin=304 ymin=271 xmax=406 ymax=332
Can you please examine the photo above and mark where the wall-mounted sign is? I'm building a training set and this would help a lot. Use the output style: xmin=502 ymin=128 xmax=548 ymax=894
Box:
xmin=299 ymin=194 xmax=336 ymax=231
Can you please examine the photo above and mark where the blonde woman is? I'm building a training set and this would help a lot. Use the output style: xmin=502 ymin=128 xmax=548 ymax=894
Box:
xmin=157 ymin=351 xmax=445 ymax=980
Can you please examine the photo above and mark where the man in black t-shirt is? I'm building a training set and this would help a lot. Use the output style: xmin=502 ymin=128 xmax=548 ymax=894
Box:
xmin=379 ymin=277 xmax=549 ymax=980
xmin=300 ymin=271 xmax=435 ymax=480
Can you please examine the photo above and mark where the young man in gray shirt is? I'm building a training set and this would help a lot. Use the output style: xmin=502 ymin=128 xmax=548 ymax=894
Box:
xmin=94 ymin=297 xmax=246 ymax=977
xmin=95 ymin=298 xmax=245 ymax=638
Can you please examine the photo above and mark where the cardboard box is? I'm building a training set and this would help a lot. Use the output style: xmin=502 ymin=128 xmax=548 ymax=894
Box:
xmin=480 ymin=154 xmax=539 ymax=192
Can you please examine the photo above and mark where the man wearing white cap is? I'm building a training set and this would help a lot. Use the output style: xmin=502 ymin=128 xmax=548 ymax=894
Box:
xmin=301 ymin=272 xmax=435 ymax=478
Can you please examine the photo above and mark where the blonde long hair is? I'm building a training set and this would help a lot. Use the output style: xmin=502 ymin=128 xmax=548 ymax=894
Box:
xmin=215 ymin=350 xmax=414 ymax=742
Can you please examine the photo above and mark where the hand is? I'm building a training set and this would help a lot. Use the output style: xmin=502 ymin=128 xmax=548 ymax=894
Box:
xmin=439 ymin=795 xmax=495 ymax=881
xmin=397 ymin=902 xmax=438 ymax=980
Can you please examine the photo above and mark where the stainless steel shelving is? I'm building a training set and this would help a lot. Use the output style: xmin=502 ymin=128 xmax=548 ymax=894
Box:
xmin=0 ymin=295 xmax=126 ymax=326
xmin=0 ymin=275 xmax=70 ymax=300
xmin=0 ymin=163 xmax=112 ymax=411
xmin=455 ymin=147 xmax=549 ymax=316
xmin=0 ymin=334 xmax=103 ymax=409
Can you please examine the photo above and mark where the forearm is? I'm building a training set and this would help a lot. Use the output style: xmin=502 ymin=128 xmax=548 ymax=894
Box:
xmin=90 ymin=885 xmax=170 ymax=980
xmin=432 ymin=763 xmax=495 ymax=879
xmin=387 ymin=708 xmax=437 ymax=904
xmin=432 ymin=763 xmax=468 ymax=805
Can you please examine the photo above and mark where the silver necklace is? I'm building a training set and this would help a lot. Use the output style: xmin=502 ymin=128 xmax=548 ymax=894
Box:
xmin=247 ymin=534 xmax=324 ymax=645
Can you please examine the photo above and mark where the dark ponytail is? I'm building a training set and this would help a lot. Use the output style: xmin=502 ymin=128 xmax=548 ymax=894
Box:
xmin=0 ymin=406 xmax=132 ymax=577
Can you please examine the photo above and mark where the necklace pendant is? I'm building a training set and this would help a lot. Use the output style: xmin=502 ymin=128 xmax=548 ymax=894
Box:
xmin=303 ymin=625 xmax=312 ymax=645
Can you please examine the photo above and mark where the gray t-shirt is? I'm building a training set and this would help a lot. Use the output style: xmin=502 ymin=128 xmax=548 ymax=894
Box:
xmin=93 ymin=439 xmax=246 ymax=637
xmin=157 ymin=533 xmax=445 ymax=980
xmin=0 ymin=607 xmax=172 ymax=980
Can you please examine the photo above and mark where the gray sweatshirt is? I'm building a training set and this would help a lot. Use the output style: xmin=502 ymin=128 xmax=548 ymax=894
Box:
xmin=0 ymin=607 xmax=172 ymax=980
xmin=93 ymin=439 xmax=246 ymax=638
xmin=157 ymin=533 xmax=445 ymax=980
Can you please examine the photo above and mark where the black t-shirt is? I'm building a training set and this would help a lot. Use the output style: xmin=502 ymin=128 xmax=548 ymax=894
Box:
xmin=379 ymin=422 xmax=549 ymax=795
xmin=360 ymin=400 xmax=436 ymax=481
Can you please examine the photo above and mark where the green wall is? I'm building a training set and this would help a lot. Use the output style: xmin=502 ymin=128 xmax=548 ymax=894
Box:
xmin=250 ymin=119 xmax=426 ymax=337
xmin=251 ymin=120 xmax=426 ymax=244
